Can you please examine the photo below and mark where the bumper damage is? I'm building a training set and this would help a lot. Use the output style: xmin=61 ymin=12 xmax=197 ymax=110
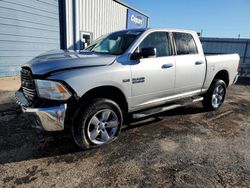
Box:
xmin=15 ymin=91 xmax=67 ymax=131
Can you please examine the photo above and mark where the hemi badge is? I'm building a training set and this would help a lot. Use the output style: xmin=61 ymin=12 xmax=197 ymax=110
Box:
xmin=132 ymin=77 xmax=145 ymax=84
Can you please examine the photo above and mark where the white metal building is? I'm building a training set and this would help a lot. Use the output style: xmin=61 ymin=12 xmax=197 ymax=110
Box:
xmin=0 ymin=0 xmax=149 ymax=76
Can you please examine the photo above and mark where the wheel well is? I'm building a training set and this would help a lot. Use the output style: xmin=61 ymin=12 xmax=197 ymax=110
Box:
xmin=213 ymin=70 xmax=229 ymax=87
xmin=79 ymin=86 xmax=128 ymax=115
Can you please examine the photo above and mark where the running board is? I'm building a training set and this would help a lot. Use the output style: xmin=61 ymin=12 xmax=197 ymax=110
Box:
xmin=132 ymin=96 xmax=203 ymax=120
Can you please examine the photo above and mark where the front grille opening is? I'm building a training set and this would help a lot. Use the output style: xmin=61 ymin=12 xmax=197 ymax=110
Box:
xmin=20 ymin=67 xmax=37 ymax=102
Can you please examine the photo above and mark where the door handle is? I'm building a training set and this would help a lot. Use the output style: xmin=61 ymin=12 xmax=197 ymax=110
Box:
xmin=162 ymin=63 xmax=174 ymax=69
xmin=195 ymin=61 xmax=204 ymax=65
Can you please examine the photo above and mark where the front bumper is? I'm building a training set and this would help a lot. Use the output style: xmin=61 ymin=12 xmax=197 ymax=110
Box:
xmin=15 ymin=91 xmax=67 ymax=131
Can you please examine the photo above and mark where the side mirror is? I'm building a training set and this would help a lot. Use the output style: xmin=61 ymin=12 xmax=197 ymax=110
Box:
xmin=131 ymin=47 xmax=157 ymax=60
xmin=141 ymin=47 xmax=157 ymax=58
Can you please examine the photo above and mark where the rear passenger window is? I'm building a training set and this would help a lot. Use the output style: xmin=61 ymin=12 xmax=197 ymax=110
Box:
xmin=173 ymin=32 xmax=198 ymax=55
xmin=139 ymin=32 xmax=170 ymax=57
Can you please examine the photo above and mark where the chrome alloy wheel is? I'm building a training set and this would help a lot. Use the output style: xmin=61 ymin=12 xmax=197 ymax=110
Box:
xmin=211 ymin=85 xmax=225 ymax=108
xmin=87 ymin=109 xmax=119 ymax=145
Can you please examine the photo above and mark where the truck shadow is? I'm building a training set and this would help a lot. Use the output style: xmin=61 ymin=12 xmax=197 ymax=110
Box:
xmin=0 ymin=103 xmax=206 ymax=165
xmin=123 ymin=106 xmax=206 ymax=131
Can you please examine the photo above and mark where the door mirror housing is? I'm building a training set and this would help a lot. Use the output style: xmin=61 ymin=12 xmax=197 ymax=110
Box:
xmin=131 ymin=47 xmax=157 ymax=60
xmin=141 ymin=47 xmax=157 ymax=58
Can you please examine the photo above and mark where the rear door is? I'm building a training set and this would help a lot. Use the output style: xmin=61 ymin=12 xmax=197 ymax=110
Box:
xmin=173 ymin=32 xmax=206 ymax=94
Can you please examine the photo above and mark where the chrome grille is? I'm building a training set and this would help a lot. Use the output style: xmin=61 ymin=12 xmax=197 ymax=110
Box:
xmin=20 ymin=68 xmax=37 ymax=101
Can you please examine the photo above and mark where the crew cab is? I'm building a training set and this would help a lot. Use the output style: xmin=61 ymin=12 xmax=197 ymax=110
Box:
xmin=15 ymin=28 xmax=239 ymax=149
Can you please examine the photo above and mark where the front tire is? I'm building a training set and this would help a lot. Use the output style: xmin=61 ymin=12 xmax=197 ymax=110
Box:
xmin=202 ymin=79 xmax=226 ymax=111
xmin=73 ymin=98 xmax=123 ymax=149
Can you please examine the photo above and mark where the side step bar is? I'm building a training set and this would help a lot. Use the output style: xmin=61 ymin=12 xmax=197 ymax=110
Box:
xmin=132 ymin=96 xmax=203 ymax=120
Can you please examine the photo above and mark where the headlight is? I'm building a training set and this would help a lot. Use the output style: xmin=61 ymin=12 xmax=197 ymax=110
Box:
xmin=35 ymin=80 xmax=71 ymax=100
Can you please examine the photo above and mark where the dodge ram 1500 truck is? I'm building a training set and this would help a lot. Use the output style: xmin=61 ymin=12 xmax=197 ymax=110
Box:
xmin=15 ymin=28 xmax=239 ymax=149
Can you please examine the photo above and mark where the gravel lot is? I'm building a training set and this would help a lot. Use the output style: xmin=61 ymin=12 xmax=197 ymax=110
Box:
xmin=0 ymin=78 xmax=250 ymax=187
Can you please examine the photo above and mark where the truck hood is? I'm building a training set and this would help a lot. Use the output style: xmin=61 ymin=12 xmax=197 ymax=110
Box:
xmin=23 ymin=50 xmax=117 ymax=75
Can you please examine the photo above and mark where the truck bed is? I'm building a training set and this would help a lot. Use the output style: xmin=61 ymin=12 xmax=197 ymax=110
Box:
xmin=203 ymin=53 xmax=240 ymax=90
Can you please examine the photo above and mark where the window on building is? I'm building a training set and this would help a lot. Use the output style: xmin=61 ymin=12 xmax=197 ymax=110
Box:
xmin=173 ymin=32 xmax=198 ymax=55
xmin=139 ymin=32 xmax=170 ymax=57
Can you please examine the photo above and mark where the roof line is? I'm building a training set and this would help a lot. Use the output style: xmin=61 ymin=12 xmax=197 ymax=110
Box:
xmin=114 ymin=0 xmax=149 ymax=18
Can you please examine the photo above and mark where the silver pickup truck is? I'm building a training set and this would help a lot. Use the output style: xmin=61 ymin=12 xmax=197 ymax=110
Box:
xmin=16 ymin=28 xmax=239 ymax=149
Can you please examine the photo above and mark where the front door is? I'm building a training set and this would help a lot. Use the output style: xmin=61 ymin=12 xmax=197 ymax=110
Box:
xmin=130 ymin=31 xmax=175 ymax=110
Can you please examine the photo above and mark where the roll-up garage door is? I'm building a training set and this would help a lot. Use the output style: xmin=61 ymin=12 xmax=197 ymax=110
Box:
xmin=0 ymin=0 xmax=60 ymax=76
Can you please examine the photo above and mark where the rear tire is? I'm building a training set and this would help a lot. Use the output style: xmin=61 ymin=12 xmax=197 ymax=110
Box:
xmin=72 ymin=98 xmax=123 ymax=150
xmin=202 ymin=79 xmax=226 ymax=111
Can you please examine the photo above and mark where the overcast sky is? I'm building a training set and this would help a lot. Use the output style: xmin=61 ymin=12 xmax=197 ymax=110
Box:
xmin=124 ymin=0 xmax=250 ymax=38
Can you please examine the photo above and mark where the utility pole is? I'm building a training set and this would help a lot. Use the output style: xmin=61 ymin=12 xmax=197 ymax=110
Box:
xmin=200 ymin=29 xmax=203 ymax=37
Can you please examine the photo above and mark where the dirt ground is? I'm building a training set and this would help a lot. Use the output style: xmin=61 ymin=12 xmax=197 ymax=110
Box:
xmin=0 ymin=78 xmax=250 ymax=188
xmin=0 ymin=76 xmax=20 ymax=91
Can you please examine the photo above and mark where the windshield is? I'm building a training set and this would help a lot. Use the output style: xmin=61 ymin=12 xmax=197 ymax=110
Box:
xmin=84 ymin=34 xmax=107 ymax=51
xmin=89 ymin=30 xmax=143 ymax=55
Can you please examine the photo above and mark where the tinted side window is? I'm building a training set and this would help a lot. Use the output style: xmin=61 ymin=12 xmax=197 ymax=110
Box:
xmin=173 ymin=33 xmax=198 ymax=55
xmin=139 ymin=32 xmax=170 ymax=57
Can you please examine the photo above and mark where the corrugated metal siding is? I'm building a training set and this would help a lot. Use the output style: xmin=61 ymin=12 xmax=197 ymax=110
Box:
xmin=65 ymin=0 xmax=127 ymax=50
xmin=79 ymin=0 xmax=126 ymax=40
xmin=245 ymin=42 xmax=250 ymax=64
xmin=64 ymin=0 xmax=126 ymax=50
xmin=0 ymin=0 xmax=60 ymax=77
xmin=65 ymin=0 xmax=74 ymax=49
xmin=201 ymin=38 xmax=250 ymax=64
